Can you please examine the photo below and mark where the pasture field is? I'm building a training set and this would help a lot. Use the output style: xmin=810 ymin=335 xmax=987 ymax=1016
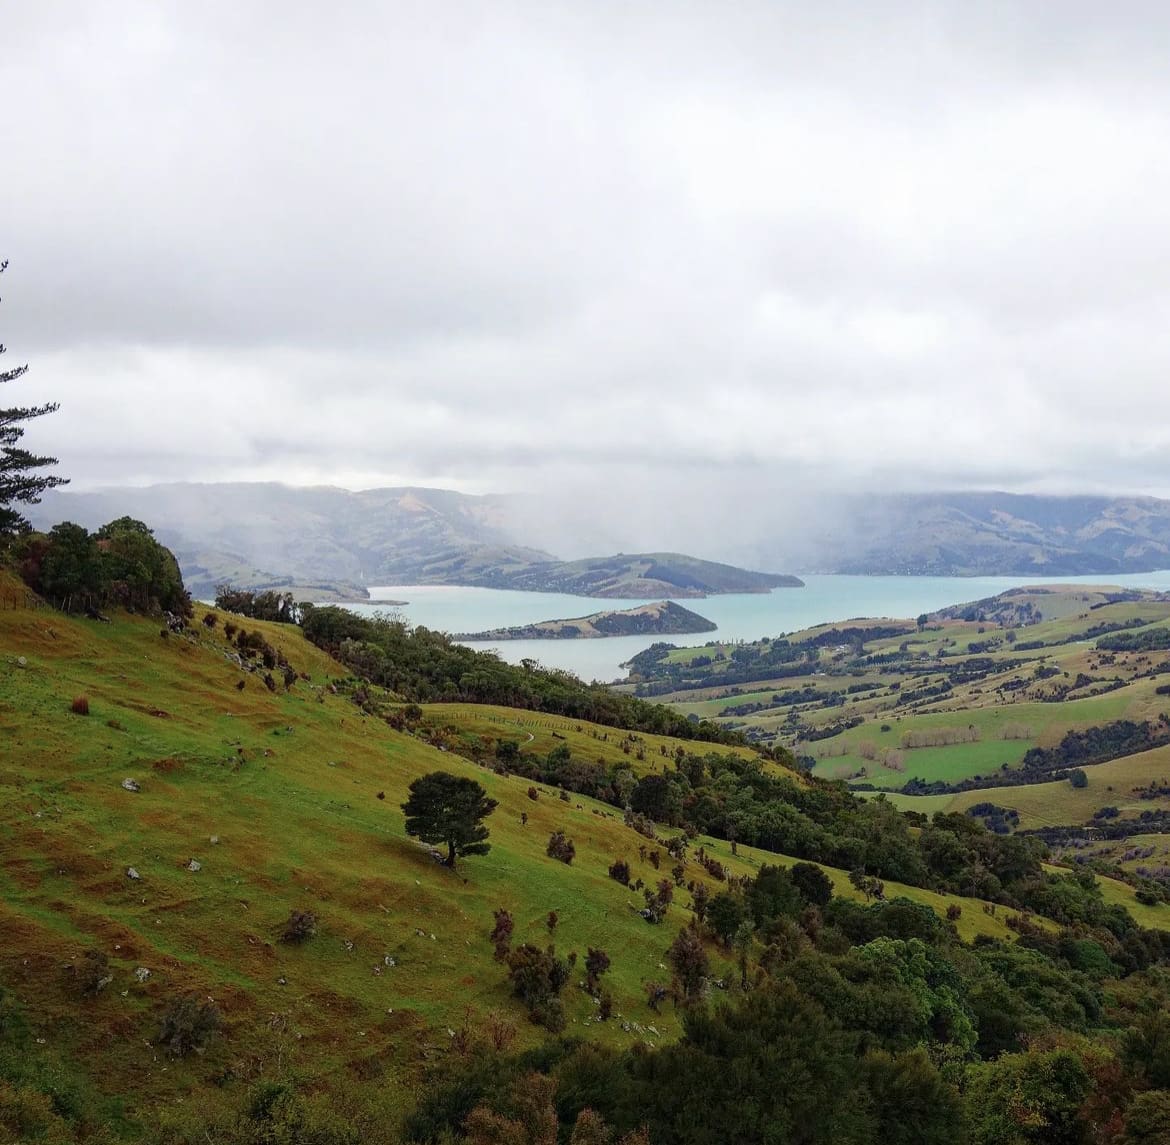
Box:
xmin=879 ymin=744 xmax=1170 ymax=829
xmin=628 ymin=586 xmax=1170 ymax=807
xmin=1 ymin=576 xmax=1038 ymax=1126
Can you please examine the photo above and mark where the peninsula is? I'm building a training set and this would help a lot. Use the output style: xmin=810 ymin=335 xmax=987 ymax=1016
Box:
xmin=455 ymin=599 xmax=718 ymax=640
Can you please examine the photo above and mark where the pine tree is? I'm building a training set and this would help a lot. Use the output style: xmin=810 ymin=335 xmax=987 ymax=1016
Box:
xmin=401 ymin=771 xmax=497 ymax=869
xmin=1 ymin=261 xmax=66 ymax=535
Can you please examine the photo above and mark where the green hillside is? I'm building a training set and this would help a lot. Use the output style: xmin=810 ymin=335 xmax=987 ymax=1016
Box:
xmin=1 ymin=576 xmax=1036 ymax=1137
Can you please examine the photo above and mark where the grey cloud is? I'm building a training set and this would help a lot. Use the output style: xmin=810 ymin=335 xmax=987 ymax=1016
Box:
xmin=6 ymin=0 xmax=1170 ymax=539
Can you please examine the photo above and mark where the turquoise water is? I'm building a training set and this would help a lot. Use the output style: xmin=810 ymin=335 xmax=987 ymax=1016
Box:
xmin=351 ymin=572 xmax=1170 ymax=684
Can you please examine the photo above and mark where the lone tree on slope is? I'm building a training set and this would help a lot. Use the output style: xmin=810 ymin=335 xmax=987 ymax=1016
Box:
xmin=1 ymin=261 xmax=67 ymax=536
xmin=402 ymin=771 xmax=498 ymax=870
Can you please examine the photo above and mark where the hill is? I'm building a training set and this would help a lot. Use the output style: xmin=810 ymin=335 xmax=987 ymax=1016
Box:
xmin=811 ymin=491 xmax=1170 ymax=575
xmin=31 ymin=484 xmax=800 ymax=598
xmin=1 ymin=574 xmax=1016 ymax=1134
xmin=454 ymin=600 xmax=717 ymax=641
xmin=11 ymin=567 xmax=1170 ymax=1139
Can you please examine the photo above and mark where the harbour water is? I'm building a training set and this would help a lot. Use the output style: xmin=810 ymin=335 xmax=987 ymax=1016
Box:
xmin=347 ymin=571 xmax=1170 ymax=684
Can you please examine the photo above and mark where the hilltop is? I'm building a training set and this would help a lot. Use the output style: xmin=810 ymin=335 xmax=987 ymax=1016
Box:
xmin=454 ymin=600 xmax=717 ymax=641
xmin=31 ymin=484 xmax=801 ymax=599
xmin=808 ymin=491 xmax=1170 ymax=575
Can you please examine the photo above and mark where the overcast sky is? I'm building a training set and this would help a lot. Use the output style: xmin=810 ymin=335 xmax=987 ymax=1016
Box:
xmin=6 ymin=1 xmax=1170 ymax=525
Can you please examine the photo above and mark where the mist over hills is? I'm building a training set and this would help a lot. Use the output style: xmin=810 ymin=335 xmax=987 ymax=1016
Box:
xmin=807 ymin=491 xmax=1170 ymax=576
xmin=29 ymin=483 xmax=796 ymax=599
xmin=31 ymin=483 xmax=1170 ymax=598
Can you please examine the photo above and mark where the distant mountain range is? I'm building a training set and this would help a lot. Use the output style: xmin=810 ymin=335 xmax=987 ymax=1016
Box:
xmin=812 ymin=492 xmax=1170 ymax=576
xmin=30 ymin=484 xmax=1170 ymax=595
xmin=30 ymin=484 xmax=799 ymax=599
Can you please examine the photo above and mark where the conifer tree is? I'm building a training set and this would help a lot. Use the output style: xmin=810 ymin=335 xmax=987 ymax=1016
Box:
xmin=1 ymin=261 xmax=66 ymax=535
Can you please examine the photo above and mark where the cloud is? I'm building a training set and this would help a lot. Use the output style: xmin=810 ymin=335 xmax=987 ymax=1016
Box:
xmin=7 ymin=0 xmax=1170 ymax=543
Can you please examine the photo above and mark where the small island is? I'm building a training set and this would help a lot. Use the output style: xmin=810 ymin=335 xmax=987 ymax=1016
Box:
xmin=455 ymin=599 xmax=718 ymax=641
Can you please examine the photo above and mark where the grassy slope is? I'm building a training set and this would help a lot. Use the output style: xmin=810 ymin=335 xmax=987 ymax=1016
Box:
xmin=880 ymin=744 xmax=1170 ymax=829
xmin=0 ymin=580 xmax=1035 ymax=1126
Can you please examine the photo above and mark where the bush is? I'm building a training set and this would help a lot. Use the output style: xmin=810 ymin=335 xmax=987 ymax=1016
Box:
xmin=608 ymin=858 xmax=631 ymax=886
xmin=280 ymin=909 xmax=318 ymax=944
xmin=67 ymin=949 xmax=111 ymax=996
xmin=156 ymin=994 xmax=222 ymax=1057
xmin=490 ymin=908 xmax=514 ymax=960
xmin=547 ymin=831 xmax=576 ymax=865
xmin=946 ymin=904 xmax=963 ymax=921
xmin=70 ymin=695 xmax=89 ymax=716
xmin=505 ymin=944 xmax=570 ymax=1030
xmin=585 ymin=948 xmax=611 ymax=993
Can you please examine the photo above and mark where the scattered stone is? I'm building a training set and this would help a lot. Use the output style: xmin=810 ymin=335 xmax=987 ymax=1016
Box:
xmin=134 ymin=967 xmax=151 ymax=982
xmin=126 ymin=867 xmax=141 ymax=880
xmin=277 ymin=976 xmax=287 ymax=986
xmin=121 ymin=778 xmax=141 ymax=792
xmin=383 ymin=954 xmax=396 ymax=967
xmin=186 ymin=859 xmax=201 ymax=872
xmin=209 ymin=835 xmax=219 ymax=845
xmin=16 ymin=656 xmax=27 ymax=668
xmin=342 ymin=940 xmax=355 ymax=952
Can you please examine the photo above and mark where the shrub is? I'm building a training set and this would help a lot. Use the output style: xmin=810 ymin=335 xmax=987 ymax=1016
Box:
xmin=70 ymin=695 xmax=89 ymax=716
xmin=946 ymin=904 xmax=963 ymax=921
xmin=608 ymin=858 xmax=631 ymax=886
xmin=280 ymin=909 xmax=318 ymax=944
xmin=156 ymin=994 xmax=222 ymax=1057
xmin=667 ymin=926 xmax=709 ymax=1002
xmin=505 ymin=944 xmax=570 ymax=1030
xmin=547 ymin=831 xmax=576 ymax=865
xmin=202 ymin=612 xmax=217 ymax=628
xmin=528 ymin=786 xmax=539 ymax=801
xmin=490 ymin=909 xmax=514 ymax=961
xmin=585 ymin=948 xmax=610 ymax=993
xmin=67 ymin=949 xmax=111 ymax=996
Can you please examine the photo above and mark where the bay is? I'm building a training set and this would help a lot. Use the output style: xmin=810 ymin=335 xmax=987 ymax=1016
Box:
xmin=348 ymin=571 xmax=1170 ymax=684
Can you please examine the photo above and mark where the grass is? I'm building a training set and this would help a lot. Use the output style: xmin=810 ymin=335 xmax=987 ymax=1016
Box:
xmin=866 ymin=744 xmax=1170 ymax=830
xmin=1 ymin=578 xmax=1036 ymax=1127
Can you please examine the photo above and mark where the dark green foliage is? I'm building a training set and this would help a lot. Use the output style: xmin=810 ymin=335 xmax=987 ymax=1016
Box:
xmin=584 ymin=948 xmax=610 ymax=993
xmin=1021 ymin=720 xmax=1170 ymax=774
xmin=490 ymin=908 xmax=514 ymax=961
xmin=608 ymin=858 xmax=631 ymax=886
xmin=17 ymin=516 xmax=191 ymax=615
xmin=66 ymin=949 xmax=110 ymax=996
xmin=706 ymin=891 xmax=747 ymax=945
xmin=155 ymin=994 xmax=222 ymax=1057
xmin=214 ymin=584 xmax=302 ymax=624
xmin=748 ymin=864 xmax=803 ymax=926
xmin=791 ymin=861 xmax=834 ymax=907
xmin=0 ymin=260 xmax=67 ymax=537
xmin=279 ymin=909 xmax=318 ymax=944
xmin=505 ymin=944 xmax=570 ymax=1030
xmin=401 ymin=771 xmax=497 ymax=869
xmin=299 ymin=605 xmax=752 ymax=747
xmin=667 ymin=925 xmax=709 ymax=1002
xmin=547 ymin=830 xmax=576 ymax=864
xmin=965 ymin=1047 xmax=1091 ymax=1144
